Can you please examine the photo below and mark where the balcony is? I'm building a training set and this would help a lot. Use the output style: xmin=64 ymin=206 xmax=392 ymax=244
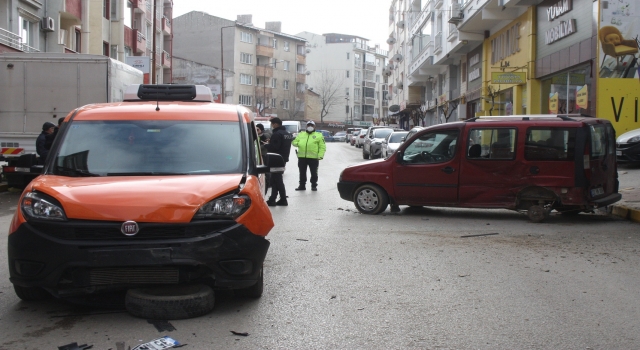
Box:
xmin=447 ymin=24 xmax=458 ymax=42
xmin=162 ymin=51 xmax=171 ymax=68
xmin=145 ymin=0 xmax=153 ymax=21
xmin=364 ymin=81 xmax=376 ymax=88
xmin=133 ymin=29 xmax=146 ymax=53
xmin=364 ymin=63 xmax=376 ymax=71
xmin=132 ymin=0 xmax=146 ymax=13
xmin=296 ymin=54 xmax=306 ymax=65
xmin=364 ymin=98 xmax=376 ymax=106
xmin=409 ymin=40 xmax=434 ymax=77
xmin=162 ymin=16 xmax=171 ymax=35
xmin=435 ymin=0 xmax=444 ymax=9
xmin=410 ymin=0 xmax=433 ymax=36
xmin=434 ymin=32 xmax=442 ymax=54
xmin=297 ymin=73 xmax=307 ymax=83
xmin=256 ymin=44 xmax=274 ymax=57
xmin=256 ymin=65 xmax=274 ymax=78
xmin=124 ymin=26 xmax=134 ymax=48
xmin=382 ymin=100 xmax=389 ymax=107
xmin=0 ymin=28 xmax=39 ymax=52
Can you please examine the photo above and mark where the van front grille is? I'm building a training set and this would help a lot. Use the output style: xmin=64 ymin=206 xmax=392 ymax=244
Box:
xmin=89 ymin=267 xmax=179 ymax=285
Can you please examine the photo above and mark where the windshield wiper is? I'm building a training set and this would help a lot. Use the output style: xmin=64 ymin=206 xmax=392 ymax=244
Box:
xmin=56 ymin=166 xmax=101 ymax=177
xmin=106 ymin=171 xmax=211 ymax=176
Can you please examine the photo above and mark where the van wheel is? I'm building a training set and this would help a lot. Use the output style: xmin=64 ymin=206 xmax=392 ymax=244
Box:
xmin=354 ymin=184 xmax=389 ymax=214
xmin=234 ymin=266 xmax=264 ymax=298
xmin=528 ymin=205 xmax=548 ymax=223
xmin=13 ymin=285 xmax=51 ymax=301
xmin=125 ymin=284 xmax=215 ymax=320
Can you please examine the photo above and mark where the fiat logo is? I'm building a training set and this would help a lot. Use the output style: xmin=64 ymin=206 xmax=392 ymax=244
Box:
xmin=121 ymin=221 xmax=139 ymax=236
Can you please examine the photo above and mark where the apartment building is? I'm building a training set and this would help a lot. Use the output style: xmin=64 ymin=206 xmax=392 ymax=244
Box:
xmin=297 ymin=32 xmax=389 ymax=125
xmin=0 ymin=0 xmax=172 ymax=82
xmin=173 ymin=12 xmax=307 ymax=120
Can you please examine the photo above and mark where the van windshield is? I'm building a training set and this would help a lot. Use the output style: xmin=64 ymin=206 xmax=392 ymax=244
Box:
xmin=53 ymin=120 xmax=243 ymax=176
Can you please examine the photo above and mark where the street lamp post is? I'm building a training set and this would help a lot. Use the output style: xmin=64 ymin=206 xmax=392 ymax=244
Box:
xmin=219 ymin=24 xmax=235 ymax=103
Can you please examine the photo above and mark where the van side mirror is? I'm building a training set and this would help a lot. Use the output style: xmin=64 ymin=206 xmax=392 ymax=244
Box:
xmin=256 ymin=153 xmax=286 ymax=174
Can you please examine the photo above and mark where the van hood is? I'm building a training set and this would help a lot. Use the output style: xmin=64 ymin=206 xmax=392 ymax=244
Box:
xmin=28 ymin=174 xmax=244 ymax=223
xmin=617 ymin=128 xmax=640 ymax=143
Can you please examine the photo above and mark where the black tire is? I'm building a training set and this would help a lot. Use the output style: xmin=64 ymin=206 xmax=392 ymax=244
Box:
xmin=234 ymin=267 xmax=264 ymax=298
xmin=13 ymin=284 xmax=51 ymax=301
xmin=362 ymin=150 xmax=369 ymax=159
xmin=125 ymin=284 xmax=215 ymax=320
xmin=354 ymin=184 xmax=389 ymax=214
xmin=528 ymin=205 xmax=547 ymax=223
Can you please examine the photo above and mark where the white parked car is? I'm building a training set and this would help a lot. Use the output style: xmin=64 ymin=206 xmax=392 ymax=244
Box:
xmin=382 ymin=131 xmax=409 ymax=158
xmin=333 ymin=131 xmax=347 ymax=142
xmin=616 ymin=127 xmax=640 ymax=164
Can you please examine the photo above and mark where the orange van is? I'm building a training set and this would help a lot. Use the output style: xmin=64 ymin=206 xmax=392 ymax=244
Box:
xmin=8 ymin=85 xmax=284 ymax=300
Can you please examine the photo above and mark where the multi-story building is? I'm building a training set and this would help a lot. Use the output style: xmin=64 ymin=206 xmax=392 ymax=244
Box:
xmin=173 ymin=12 xmax=307 ymax=120
xmin=0 ymin=0 xmax=172 ymax=82
xmin=0 ymin=0 xmax=83 ymax=54
xmin=297 ymin=32 xmax=389 ymax=126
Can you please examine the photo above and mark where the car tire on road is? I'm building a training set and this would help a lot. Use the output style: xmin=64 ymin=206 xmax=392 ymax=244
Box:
xmin=234 ymin=266 xmax=264 ymax=298
xmin=13 ymin=284 xmax=51 ymax=301
xmin=125 ymin=284 xmax=215 ymax=320
xmin=363 ymin=150 xmax=369 ymax=159
xmin=354 ymin=184 xmax=389 ymax=214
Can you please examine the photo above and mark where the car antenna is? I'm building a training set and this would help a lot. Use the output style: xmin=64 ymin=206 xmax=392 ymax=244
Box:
xmin=155 ymin=92 xmax=160 ymax=111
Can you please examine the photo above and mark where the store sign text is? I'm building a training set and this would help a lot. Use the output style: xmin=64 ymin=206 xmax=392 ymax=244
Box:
xmin=545 ymin=19 xmax=576 ymax=44
xmin=547 ymin=0 xmax=572 ymax=21
xmin=490 ymin=23 xmax=521 ymax=65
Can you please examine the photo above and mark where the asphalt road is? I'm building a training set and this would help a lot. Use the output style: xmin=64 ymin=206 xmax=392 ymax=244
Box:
xmin=1 ymin=142 xmax=639 ymax=349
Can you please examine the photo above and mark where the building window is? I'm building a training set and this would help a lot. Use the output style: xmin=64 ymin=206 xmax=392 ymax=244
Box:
xmin=354 ymin=71 xmax=361 ymax=85
xmin=283 ymin=61 xmax=290 ymax=71
xmin=345 ymin=87 xmax=349 ymax=96
xmin=376 ymin=75 xmax=380 ymax=83
xmin=284 ymin=41 xmax=290 ymax=51
xmin=241 ymin=32 xmax=253 ymax=43
xmin=354 ymin=88 xmax=361 ymax=97
xmin=271 ymin=98 xmax=277 ymax=108
xmin=240 ymin=74 xmax=253 ymax=85
xmin=239 ymin=95 xmax=253 ymax=106
xmin=283 ymin=100 xmax=290 ymax=109
xmin=376 ymin=58 xmax=381 ymax=66
xmin=272 ymin=39 xmax=277 ymax=49
xmin=271 ymin=78 xmax=277 ymax=88
xmin=240 ymin=53 xmax=253 ymax=64
xmin=103 ymin=0 xmax=110 ymax=19
xmin=346 ymin=70 xmax=350 ymax=78
xmin=103 ymin=42 xmax=109 ymax=56
xmin=111 ymin=0 xmax=117 ymax=20
xmin=110 ymin=45 xmax=118 ymax=59
xmin=18 ymin=16 xmax=34 ymax=49
xmin=347 ymin=52 xmax=350 ymax=59
xmin=297 ymin=64 xmax=305 ymax=74
xmin=75 ymin=28 xmax=82 ymax=52
xmin=284 ymin=80 xmax=289 ymax=90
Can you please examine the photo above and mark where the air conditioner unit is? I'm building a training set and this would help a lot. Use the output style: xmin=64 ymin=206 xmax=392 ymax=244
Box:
xmin=41 ymin=17 xmax=55 ymax=32
xmin=448 ymin=3 xmax=464 ymax=23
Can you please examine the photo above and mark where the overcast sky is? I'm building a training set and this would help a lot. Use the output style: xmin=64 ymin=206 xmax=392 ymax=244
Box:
xmin=172 ymin=0 xmax=391 ymax=46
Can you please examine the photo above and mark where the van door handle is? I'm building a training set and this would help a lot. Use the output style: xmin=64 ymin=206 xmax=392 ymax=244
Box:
xmin=442 ymin=166 xmax=455 ymax=174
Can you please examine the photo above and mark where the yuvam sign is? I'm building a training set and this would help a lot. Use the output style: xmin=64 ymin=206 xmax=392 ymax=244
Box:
xmin=491 ymin=72 xmax=526 ymax=85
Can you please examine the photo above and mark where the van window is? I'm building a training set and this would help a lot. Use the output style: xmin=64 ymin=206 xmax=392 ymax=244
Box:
xmin=467 ymin=128 xmax=516 ymax=160
xmin=589 ymin=125 xmax=607 ymax=158
xmin=525 ymin=128 xmax=576 ymax=160
xmin=402 ymin=130 xmax=458 ymax=164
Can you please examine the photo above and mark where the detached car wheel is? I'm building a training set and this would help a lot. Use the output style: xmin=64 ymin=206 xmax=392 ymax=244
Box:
xmin=354 ymin=184 xmax=389 ymax=214
xmin=234 ymin=266 xmax=264 ymax=298
xmin=125 ymin=284 xmax=215 ymax=320
xmin=13 ymin=284 xmax=51 ymax=301
xmin=528 ymin=205 xmax=548 ymax=223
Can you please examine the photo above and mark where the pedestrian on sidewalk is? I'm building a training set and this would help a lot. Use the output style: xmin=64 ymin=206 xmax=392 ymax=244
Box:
xmin=265 ymin=118 xmax=293 ymax=206
xmin=292 ymin=120 xmax=326 ymax=191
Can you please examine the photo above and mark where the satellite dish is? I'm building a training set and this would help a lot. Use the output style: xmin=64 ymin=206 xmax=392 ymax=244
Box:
xmin=306 ymin=48 xmax=311 ymax=53
xmin=394 ymin=54 xmax=403 ymax=62
xmin=386 ymin=37 xmax=396 ymax=45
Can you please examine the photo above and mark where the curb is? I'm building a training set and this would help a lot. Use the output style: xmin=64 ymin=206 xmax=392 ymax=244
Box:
xmin=611 ymin=205 xmax=640 ymax=223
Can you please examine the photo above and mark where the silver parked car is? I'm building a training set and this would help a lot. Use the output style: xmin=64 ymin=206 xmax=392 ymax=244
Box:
xmin=363 ymin=127 xmax=394 ymax=159
xmin=382 ymin=131 xmax=409 ymax=158
xmin=333 ymin=131 xmax=347 ymax=142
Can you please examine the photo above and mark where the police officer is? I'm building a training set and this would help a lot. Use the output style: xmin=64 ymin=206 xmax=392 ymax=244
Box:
xmin=292 ymin=121 xmax=326 ymax=191
xmin=265 ymin=118 xmax=293 ymax=206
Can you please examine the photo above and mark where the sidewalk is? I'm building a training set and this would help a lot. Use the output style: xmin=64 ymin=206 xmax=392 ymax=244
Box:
xmin=1 ymin=181 xmax=639 ymax=222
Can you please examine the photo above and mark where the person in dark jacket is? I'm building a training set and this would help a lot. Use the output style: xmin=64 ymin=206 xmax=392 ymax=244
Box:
xmin=44 ymin=117 xmax=65 ymax=150
xmin=265 ymin=118 xmax=293 ymax=206
xmin=36 ymin=122 xmax=56 ymax=163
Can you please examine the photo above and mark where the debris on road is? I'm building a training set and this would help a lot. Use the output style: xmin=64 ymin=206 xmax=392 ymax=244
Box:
xmin=148 ymin=319 xmax=176 ymax=332
xmin=58 ymin=343 xmax=93 ymax=350
xmin=131 ymin=336 xmax=181 ymax=350
xmin=296 ymin=238 xmax=309 ymax=241
xmin=230 ymin=331 xmax=249 ymax=336
xmin=460 ymin=233 xmax=499 ymax=238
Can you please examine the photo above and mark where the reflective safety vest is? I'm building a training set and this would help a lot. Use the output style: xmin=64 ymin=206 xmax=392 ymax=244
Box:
xmin=292 ymin=131 xmax=326 ymax=159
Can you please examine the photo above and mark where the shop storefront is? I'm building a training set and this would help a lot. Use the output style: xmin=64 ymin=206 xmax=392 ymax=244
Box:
xmin=535 ymin=0 xmax=596 ymax=115
xmin=465 ymin=45 xmax=483 ymax=118
xmin=481 ymin=8 xmax=540 ymax=116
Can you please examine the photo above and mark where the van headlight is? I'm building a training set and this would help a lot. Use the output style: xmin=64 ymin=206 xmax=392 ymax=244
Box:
xmin=194 ymin=194 xmax=251 ymax=219
xmin=21 ymin=192 xmax=67 ymax=221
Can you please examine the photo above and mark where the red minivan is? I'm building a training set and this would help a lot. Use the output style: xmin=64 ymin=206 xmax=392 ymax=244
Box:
xmin=337 ymin=115 xmax=621 ymax=222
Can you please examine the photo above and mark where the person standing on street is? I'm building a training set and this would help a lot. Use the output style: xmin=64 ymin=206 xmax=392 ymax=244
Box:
xmin=265 ymin=118 xmax=293 ymax=206
xmin=292 ymin=120 xmax=326 ymax=191
xmin=36 ymin=122 xmax=56 ymax=163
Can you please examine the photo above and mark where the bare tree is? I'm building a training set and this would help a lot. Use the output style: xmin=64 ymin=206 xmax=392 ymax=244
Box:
xmin=283 ymin=88 xmax=304 ymax=120
xmin=309 ymin=68 xmax=345 ymax=123
xmin=485 ymin=85 xmax=500 ymax=116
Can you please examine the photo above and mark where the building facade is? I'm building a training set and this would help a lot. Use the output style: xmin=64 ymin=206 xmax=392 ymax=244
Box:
xmin=173 ymin=12 xmax=307 ymax=120
xmin=297 ymin=32 xmax=389 ymax=125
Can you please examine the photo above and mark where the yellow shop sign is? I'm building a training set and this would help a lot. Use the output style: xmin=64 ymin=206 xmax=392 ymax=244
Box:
xmin=549 ymin=92 xmax=559 ymax=113
xmin=575 ymin=85 xmax=588 ymax=110
xmin=491 ymin=72 xmax=526 ymax=85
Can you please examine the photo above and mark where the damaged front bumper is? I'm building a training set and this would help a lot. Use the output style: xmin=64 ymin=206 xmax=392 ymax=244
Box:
xmin=8 ymin=219 xmax=269 ymax=296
